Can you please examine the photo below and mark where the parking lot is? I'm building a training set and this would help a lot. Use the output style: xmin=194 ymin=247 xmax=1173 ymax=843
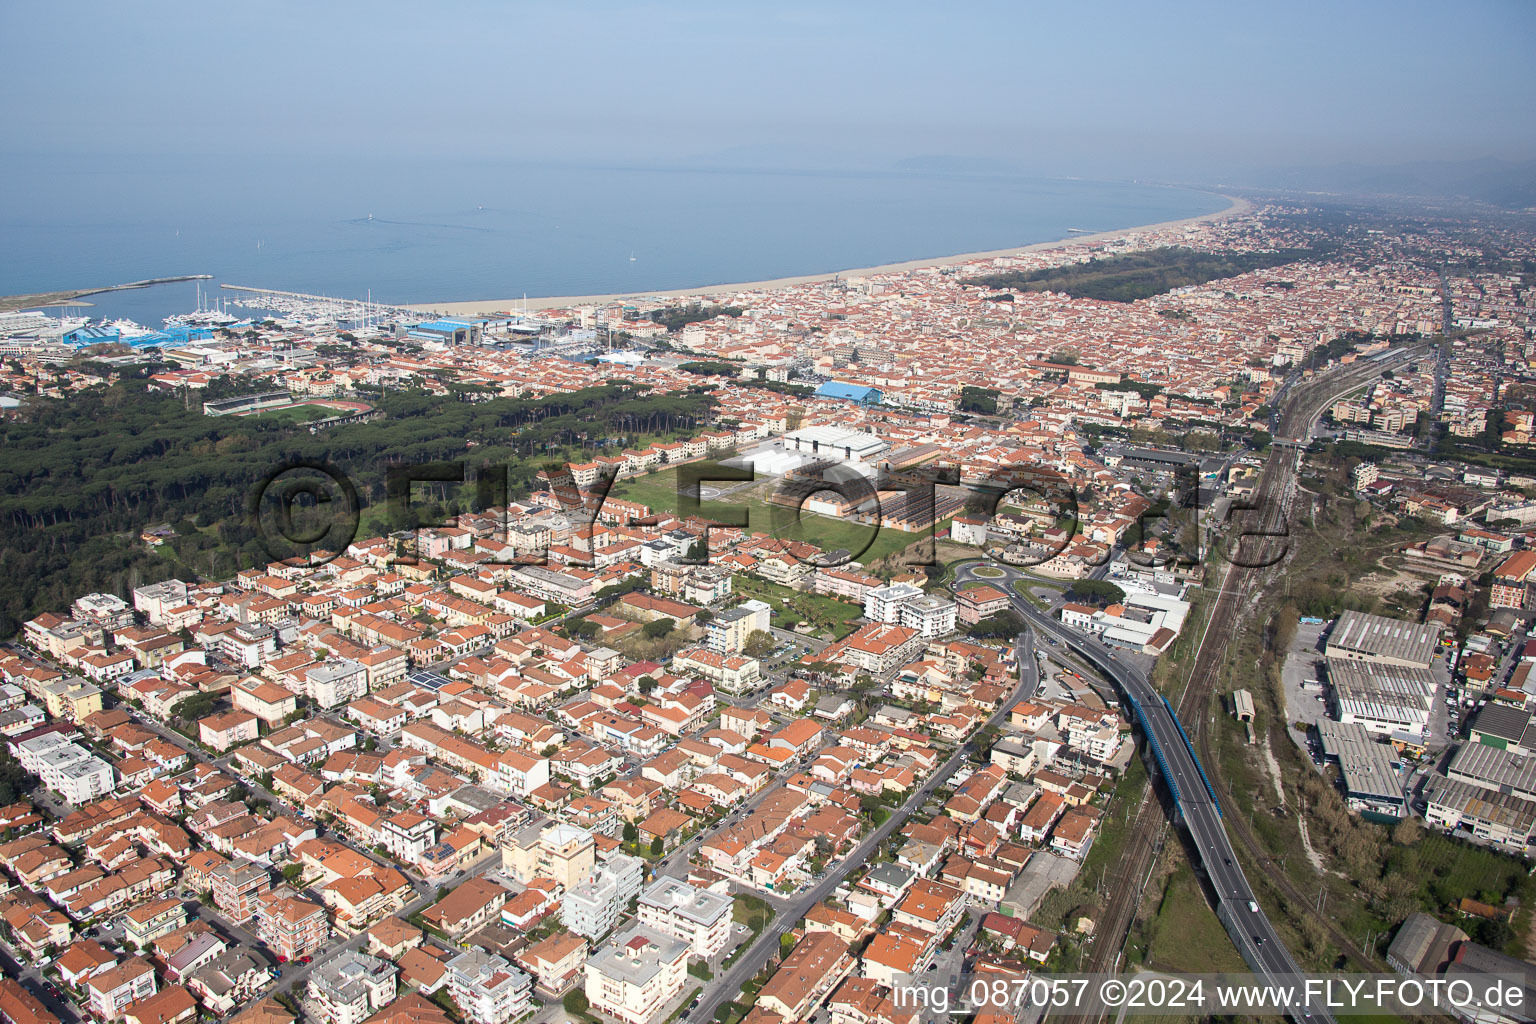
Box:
xmin=1282 ymin=619 xmax=1457 ymax=764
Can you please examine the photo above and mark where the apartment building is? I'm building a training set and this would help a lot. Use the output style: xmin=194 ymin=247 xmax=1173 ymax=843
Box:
xmin=256 ymin=893 xmax=329 ymax=960
xmin=232 ymin=681 xmax=299 ymax=726
xmin=500 ymin=822 xmax=595 ymax=888
xmin=634 ymin=878 xmax=733 ymax=961
xmin=305 ymin=660 xmax=369 ymax=710
xmin=670 ymin=649 xmax=761 ymax=696
xmin=199 ymin=712 xmax=260 ymax=753
xmin=757 ymin=932 xmax=854 ymax=1021
xmin=705 ymin=601 xmax=772 ymax=655
xmin=132 ymin=580 xmax=189 ymax=624
xmin=86 ymin=959 xmax=158 ymax=1021
xmin=515 ymin=931 xmax=588 ymax=996
xmin=210 ymin=859 xmax=271 ymax=925
xmin=1492 ymin=551 xmax=1536 ymax=610
xmin=306 ymin=952 xmax=398 ymax=1024
xmin=122 ymin=897 xmax=187 ymax=947
xmin=891 ymin=878 xmax=966 ymax=938
xmin=827 ymin=623 xmax=925 ymax=675
xmin=562 ymin=854 xmax=645 ymax=940
xmin=379 ymin=812 xmax=438 ymax=864
xmin=17 ymin=732 xmax=114 ymax=804
xmin=445 ymin=950 xmax=533 ymax=1024
xmin=955 ymin=585 xmax=1009 ymax=626
xmin=584 ymin=924 xmax=689 ymax=1024
xmin=863 ymin=583 xmax=924 ymax=624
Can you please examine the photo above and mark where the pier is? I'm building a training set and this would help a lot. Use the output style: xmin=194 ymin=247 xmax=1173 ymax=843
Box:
xmin=219 ymin=283 xmax=420 ymax=319
xmin=0 ymin=275 xmax=214 ymax=313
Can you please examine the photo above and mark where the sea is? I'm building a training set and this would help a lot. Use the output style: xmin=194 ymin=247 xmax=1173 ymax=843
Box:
xmin=0 ymin=156 xmax=1228 ymax=325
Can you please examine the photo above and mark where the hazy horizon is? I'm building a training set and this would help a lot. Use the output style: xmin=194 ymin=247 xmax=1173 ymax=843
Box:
xmin=3 ymin=0 xmax=1533 ymax=189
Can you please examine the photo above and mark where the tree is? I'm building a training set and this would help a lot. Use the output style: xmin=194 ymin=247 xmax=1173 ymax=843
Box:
xmin=650 ymin=836 xmax=665 ymax=856
xmin=175 ymin=691 xmax=218 ymax=727
xmin=1067 ymin=580 xmax=1126 ymax=606
xmin=638 ymin=676 xmax=657 ymax=694
xmin=642 ymin=618 xmax=675 ymax=639
xmin=0 ymin=750 xmax=35 ymax=805
xmin=742 ymin=630 xmax=774 ymax=658
xmin=563 ymin=991 xmax=590 ymax=1017
xmin=1390 ymin=816 xmax=1421 ymax=846
xmin=566 ymin=618 xmax=600 ymax=639
xmin=958 ymin=386 xmax=1000 ymax=415
xmin=967 ymin=610 xmax=1026 ymax=639
xmin=623 ymin=822 xmax=638 ymax=844
xmin=1183 ymin=429 xmax=1221 ymax=452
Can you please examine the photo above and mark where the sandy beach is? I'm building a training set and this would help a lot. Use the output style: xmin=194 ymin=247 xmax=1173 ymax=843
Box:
xmin=409 ymin=193 xmax=1251 ymax=316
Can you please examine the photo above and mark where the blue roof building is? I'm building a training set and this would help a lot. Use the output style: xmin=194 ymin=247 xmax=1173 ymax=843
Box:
xmin=816 ymin=381 xmax=883 ymax=405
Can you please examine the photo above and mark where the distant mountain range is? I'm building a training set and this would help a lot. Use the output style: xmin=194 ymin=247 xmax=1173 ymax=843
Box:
xmin=674 ymin=146 xmax=1536 ymax=209
xmin=1229 ymin=157 xmax=1536 ymax=209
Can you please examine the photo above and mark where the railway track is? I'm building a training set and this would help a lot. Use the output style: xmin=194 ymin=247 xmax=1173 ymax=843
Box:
xmin=1072 ymin=346 xmax=1428 ymax=989
xmin=1174 ymin=346 xmax=1431 ymax=970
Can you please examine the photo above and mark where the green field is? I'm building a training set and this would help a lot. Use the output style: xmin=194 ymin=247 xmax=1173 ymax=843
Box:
xmin=609 ymin=463 xmax=942 ymax=568
xmin=1138 ymin=862 xmax=1249 ymax=973
xmin=248 ymin=403 xmax=335 ymax=424
xmin=731 ymin=575 xmax=865 ymax=640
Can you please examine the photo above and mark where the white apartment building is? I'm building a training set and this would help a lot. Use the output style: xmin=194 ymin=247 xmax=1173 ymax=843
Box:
xmin=863 ymin=583 xmax=955 ymax=637
xmin=585 ymin=924 xmax=689 ymax=1024
xmin=670 ymin=649 xmax=761 ymax=696
xmin=306 ymin=952 xmax=398 ymax=1024
xmin=220 ymin=623 xmax=277 ymax=668
xmin=562 ymin=854 xmax=645 ymax=940
xmin=305 ymin=659 xmax=369 ymax=709
xmin=86 ymin=959 xmax=158 ymax=1021
xmin=899 ymin=594 xmax=956 ymax=637
xmin=863 ymin=582 xmax=923 ymax=624
xmin=705 ymin=601 xmax=772 ymax=655
xmin=446 ymin=950 xmax=533 ymax=1024
xmin=17 ymin=731 xmax=115 ymax=804
xmin=379 ymin=813 xmax=438 ymax=864
xmin=132 ymin=579 xmax=189 ymax=625
xmin=635 ymin=878 xmax=733 ymax=962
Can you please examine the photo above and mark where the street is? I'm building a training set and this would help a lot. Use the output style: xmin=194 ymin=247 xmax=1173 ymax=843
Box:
xmin=688 ymin=635 xmax=1039 ymax=1024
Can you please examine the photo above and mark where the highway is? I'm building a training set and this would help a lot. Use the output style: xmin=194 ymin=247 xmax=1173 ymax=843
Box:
xmin=957 ymin=564 xmax=1319 ymax=1003
xmin=946 ymin=345 xmax=1430 ymax=1021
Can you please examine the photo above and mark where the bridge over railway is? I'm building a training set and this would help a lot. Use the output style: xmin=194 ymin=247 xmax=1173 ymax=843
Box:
xmin=951 ymin=341 xmax=1433 ymax=1022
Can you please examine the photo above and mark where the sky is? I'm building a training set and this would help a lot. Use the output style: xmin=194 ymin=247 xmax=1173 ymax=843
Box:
xmin=2 ymin=0 xmax=1534 ymax=182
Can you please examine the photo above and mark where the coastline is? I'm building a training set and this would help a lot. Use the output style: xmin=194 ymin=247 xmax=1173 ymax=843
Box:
xmin=409 ymin=193 xmax=1252 ymax=316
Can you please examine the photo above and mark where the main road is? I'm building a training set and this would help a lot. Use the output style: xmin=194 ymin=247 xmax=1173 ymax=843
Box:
xmin=946 ymin=344 xmax=1430 ymax=1021
xmin=688 ymin=631 xmax=1041 ymax=1024
xmin=955 ymin=563 xmax=1322 ymax=1009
